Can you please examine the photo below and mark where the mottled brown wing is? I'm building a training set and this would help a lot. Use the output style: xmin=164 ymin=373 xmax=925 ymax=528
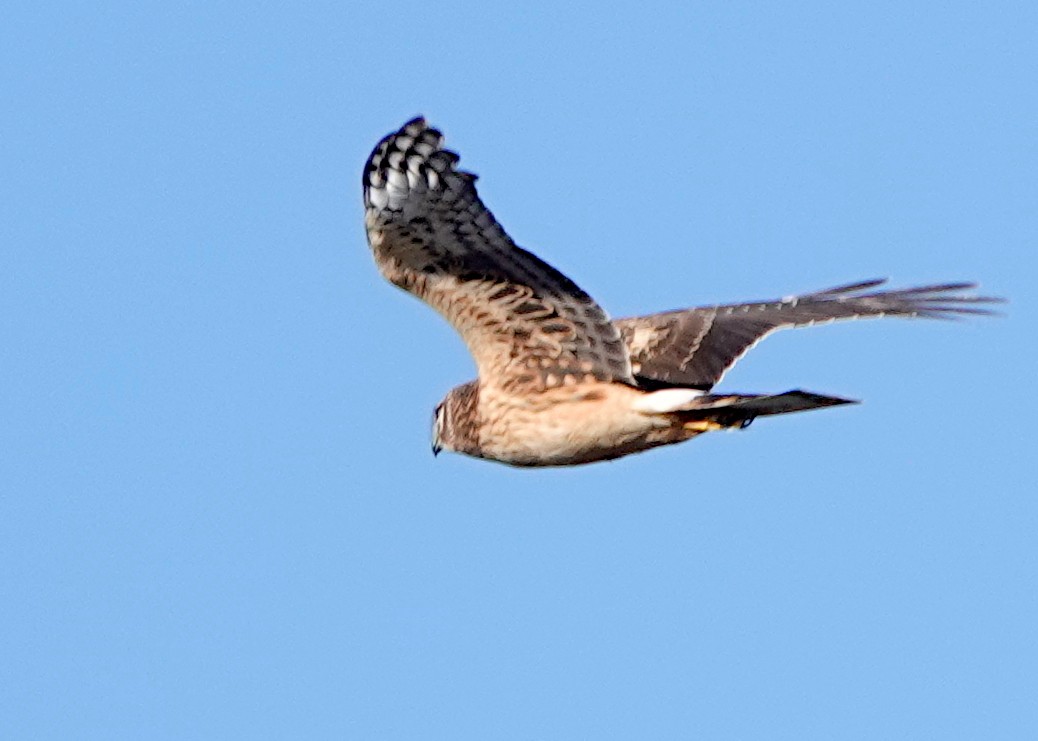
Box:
xmin=363 ymin=118 xmax=633 ymax=391
xmin=617 ymin=279 xmax=1001 ymax=390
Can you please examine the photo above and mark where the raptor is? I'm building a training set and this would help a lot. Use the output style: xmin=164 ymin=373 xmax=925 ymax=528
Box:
xmin=362 ymin=117 xmax=998 ymax=467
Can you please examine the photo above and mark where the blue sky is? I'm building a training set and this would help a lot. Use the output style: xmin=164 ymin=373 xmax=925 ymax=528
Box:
xmin=2 ymin=1 xmax=1035 ymax=738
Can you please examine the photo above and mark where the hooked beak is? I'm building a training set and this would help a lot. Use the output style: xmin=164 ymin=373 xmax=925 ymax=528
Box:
xmin=431 ymin=441 xmax=442 ymax=457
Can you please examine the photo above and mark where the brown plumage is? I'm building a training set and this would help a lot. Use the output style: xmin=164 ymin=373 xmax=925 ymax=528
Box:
xmin=363 ymin=118 xmax=1000 ymax=467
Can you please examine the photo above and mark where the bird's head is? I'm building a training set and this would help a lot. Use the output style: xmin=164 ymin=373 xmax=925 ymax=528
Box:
xmin=430 ymin=382 xmax=480 ymax=459
xmin=431 ymin=401 xmax=449 ymax=457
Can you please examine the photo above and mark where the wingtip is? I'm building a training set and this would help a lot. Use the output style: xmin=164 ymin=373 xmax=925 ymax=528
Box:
xmin=364 ymin=117 xmax=461 ymax=210
xmin=786 ymin=389 xmax=860 ymax=407
xmin=401 ymin=115 xmax=430 ymax=135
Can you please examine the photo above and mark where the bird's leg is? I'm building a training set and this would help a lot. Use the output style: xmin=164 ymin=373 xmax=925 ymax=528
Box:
xmin=682 ymin=419 xmax=726 ymax=433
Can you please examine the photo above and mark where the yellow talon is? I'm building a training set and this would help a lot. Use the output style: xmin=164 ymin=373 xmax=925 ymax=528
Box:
xmin=683 ymin=419 xmax=725 ymax=432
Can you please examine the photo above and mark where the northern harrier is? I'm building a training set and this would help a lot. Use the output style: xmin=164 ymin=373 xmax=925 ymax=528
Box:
xmin=363 ymin=118 xmax=998 ymax=467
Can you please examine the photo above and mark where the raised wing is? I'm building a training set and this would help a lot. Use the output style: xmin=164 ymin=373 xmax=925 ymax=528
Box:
xmin=364 ymin=118 xmax=633 ymax=391
xmin=617 ymin=280 xmax=1002 ymax=390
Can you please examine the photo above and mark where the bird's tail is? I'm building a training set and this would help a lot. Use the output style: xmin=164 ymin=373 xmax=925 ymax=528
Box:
xmin=675 ymin=389 xmax=858 ymax=430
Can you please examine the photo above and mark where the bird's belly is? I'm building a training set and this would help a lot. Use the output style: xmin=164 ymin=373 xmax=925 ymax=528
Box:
xmin=478 ymin=395 xmax=670 ymax=467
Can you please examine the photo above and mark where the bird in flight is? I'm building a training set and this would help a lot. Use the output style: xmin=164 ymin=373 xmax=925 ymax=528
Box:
xmin=362 ymin=117 xmax=998 ymax=467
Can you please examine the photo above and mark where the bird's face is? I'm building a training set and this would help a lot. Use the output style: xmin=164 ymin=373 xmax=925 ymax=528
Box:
xmin=430 ymin=383 xmax=480 ymax=460
xmin=431 ymin=401 xmax=448 ymax=457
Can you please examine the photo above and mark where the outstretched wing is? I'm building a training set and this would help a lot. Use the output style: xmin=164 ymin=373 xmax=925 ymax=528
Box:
xmin=617 ymin=279 xmax=1002 ymax=390
xmin=364 ymin=118 xmax=633 ymax=391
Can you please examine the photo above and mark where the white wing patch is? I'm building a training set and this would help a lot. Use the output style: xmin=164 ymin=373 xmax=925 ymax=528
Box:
xmin=631 ymin=388 xmax=705 ymax=414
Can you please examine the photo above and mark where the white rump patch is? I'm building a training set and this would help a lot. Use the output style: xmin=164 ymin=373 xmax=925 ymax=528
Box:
xmin=632 ymin=388 xmax=705 ymax=414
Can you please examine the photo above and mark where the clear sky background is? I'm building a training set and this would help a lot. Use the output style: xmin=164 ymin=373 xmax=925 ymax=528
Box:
xmin=2 ymin=1 xmax=1035 ymax=738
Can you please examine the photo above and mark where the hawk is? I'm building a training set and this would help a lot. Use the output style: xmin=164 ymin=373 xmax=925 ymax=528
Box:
xmin=362 ymin=118 xmax=998 ymax=467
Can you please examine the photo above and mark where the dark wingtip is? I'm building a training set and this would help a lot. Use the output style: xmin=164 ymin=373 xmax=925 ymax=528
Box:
xmin=813 ymin=278 xmax=889 ymax=296
xmin=364 ymin=117 xmax=465 ymax=209
xmin=788 ymin=389 xmax=860 ymax=407
xmin=815 ymin=279 xmax=1006 ymax=320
